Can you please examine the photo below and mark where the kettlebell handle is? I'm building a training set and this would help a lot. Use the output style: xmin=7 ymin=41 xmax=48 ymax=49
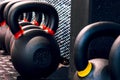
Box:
xmin=3 ymin=0 xmax=21 ymax=24
xmin=0 ymin=0 xmax=10 ymax=23
xmin=74 ymin=21 xmax=120 ymax=74
xmin=8 ymin=1 xmax=59 ymax=39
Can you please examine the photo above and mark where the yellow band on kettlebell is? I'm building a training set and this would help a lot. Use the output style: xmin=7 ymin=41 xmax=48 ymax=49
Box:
xmin=77 ymin=62 xmax=92 ymax=77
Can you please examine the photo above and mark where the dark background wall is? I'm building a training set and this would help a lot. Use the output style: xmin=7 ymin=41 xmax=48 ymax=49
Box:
xmin=70 ymin=0 xmax=90 ymax=79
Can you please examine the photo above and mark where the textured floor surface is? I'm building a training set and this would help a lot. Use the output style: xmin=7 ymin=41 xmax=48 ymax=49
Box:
xmin=0 ymin=51 xmax=69 ymax=80
xmin=0 ymin=53 xmax=19 ymax=80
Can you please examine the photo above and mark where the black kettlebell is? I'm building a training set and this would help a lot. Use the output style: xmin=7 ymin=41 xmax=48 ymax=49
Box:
xmin=3 ymin=0 xmax=32 ymax=25
xmin=8 ymin=12 xmax=43 ymax=54
xmin=9 ymin=25 xmax=41 ymax=55
xmin=0 ymin=0 xmax=11 ymax=52
xmin=0 ymin=0 xmax=10 ymax=23
xmin=0 ymin=0 xmax=32 ymax=54
xmin=4 ymin=0 xmax=43 ymax=29
xmin=2 ymin=0 xmax=42 ymax=25
xmin=73 ymin=21 xmax=120 ymax=80
xmin=8 ymin=1 xmax=60 ymax=78
xmin=0 ymin=0 xmax=30 ymax=54
xmin=4 ymin=1 xmax=43 ymax=54
xmin=109 ymin=35 xmax=120 ymax=80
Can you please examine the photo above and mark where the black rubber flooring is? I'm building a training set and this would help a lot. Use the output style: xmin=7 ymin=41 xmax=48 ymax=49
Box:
xmin=0 ymin=51 xmax=69 ymax=80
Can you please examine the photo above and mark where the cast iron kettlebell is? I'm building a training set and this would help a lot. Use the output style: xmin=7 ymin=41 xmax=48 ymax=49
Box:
xmin=8 ymin=1 xmax=60 ymax=78
xmin=74 ymin=21 xmax=120 ymax=80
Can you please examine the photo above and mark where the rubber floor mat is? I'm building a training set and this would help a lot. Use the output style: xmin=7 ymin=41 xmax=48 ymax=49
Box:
xmin=0 ymin=53 xmax=19 ymax=80
xmin=0 ymin=51 xmax=69 ymax=80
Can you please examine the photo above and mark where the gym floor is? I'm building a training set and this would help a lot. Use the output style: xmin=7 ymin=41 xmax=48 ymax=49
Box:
xmin=0 ymin=51 xmax=69 ymax=80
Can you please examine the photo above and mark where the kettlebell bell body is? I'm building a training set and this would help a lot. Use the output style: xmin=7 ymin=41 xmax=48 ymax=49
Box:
xmin=109 ymin=35 xmax=120 ymax=80
xmin=11 ymin=28 xmax=60 ymax=78
xmin=8 ymin=1 xmax=60 ymax=78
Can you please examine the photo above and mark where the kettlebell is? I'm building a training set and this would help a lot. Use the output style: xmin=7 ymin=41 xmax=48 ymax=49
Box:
xmin=0 ymin=0 xmax=11 ymax=52
xmin=8 ymin=1 xmax=60 ymax=78
xmin=109 ymin=35 xmax=120 ymax=80
xmin=3 ymin=0 xmax=42 ymax=26
xmin=3 ymin=0 xmax=31 ymax=25
xmin=73 ymin=21 xmax=120 ymax=80
xmin=4 ymin=0 xmax=47 ymax=30
xmin=4 ymin=1 xmax=43 ymax=54
xmin=9 ymin=25 xmax=41 ymax=55
xmin=0 ymin=0 xmax=10 ymax=23
xmin=0 ymin=0 xmax=30 ymax=54
xmin=0 ymin=0 xmax=32 ymax=53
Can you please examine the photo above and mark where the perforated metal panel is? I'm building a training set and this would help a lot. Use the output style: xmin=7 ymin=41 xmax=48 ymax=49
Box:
xmin=35 ymin=0 xmax=71 ymax=59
